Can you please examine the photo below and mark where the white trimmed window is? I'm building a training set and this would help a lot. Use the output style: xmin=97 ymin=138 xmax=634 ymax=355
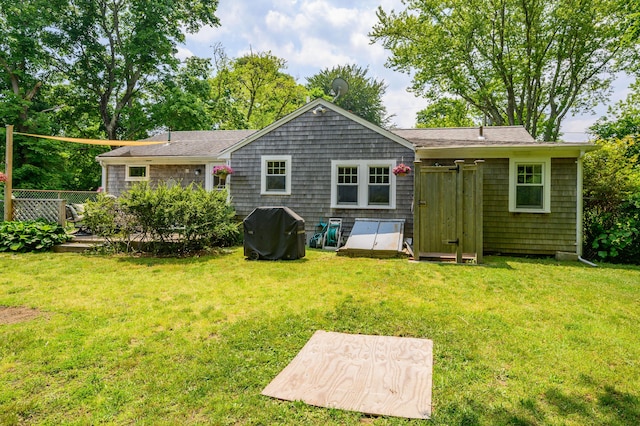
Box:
xmin=261 ymin=155 xmax=292 ymax=195
xmin=509 ymin=158 xmax=551 ymax=213
xmin=331 ymin=160 xmax=396 ymax=209
xmin=125 ymin=165 xmax=149 ymax=181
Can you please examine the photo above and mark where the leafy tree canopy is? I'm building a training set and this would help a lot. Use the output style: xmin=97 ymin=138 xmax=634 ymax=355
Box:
xmin=213 ymin=50 xmax=307 ymax=129
xmin=371 ymin=0 xmax=639 ymax=140
xmin=52 ymin=0 xmax=220 ymax=140
xmin=416 ymin=98 xmax=480 ymax=128
xmin=590 ymin=80 xmax=640 ymax=150
xmin=306 ymin=64 xmax=390 ymax=127
xmin=149 ymin=57 xmax=217 ymax=132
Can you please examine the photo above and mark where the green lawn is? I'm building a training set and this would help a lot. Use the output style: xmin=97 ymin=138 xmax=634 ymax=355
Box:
xmin=1 ymin=249 xmax=638 ymax=425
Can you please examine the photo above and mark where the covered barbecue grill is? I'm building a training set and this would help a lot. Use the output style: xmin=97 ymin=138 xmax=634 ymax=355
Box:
xmin=243 ymin=207 xmax=306 ymax=260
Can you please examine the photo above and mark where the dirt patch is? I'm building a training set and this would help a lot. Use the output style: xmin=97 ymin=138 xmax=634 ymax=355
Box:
xmin=0 ymin=306 xmax=44 ymax=325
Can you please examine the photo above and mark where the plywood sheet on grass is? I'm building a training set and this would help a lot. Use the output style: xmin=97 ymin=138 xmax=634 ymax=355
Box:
xmin=262 ymin=330 xmax=433 ymax=419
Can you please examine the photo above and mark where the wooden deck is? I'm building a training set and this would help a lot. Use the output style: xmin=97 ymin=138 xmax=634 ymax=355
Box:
xmin=262 ymin=330 xmax=433 ymax=419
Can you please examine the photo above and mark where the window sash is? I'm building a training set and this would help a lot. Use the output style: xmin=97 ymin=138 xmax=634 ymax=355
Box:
xmin=368 ymin=166 xmax=390 ymax=205
xmin=337 ymin=166 xmax=359 ymax=204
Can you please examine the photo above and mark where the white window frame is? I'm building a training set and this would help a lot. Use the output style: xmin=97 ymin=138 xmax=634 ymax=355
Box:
xmin=261 ymin=155 xmax=292 ymax=195
xmin=125 ymin=164 xmax=150 ymax=182
xmin=331 ymin=160 xmax=396 ymax=209
xmin=509 ymin=157 xmax=551 ymax=213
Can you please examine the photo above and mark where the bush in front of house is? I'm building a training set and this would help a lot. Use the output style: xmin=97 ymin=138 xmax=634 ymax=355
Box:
xmin=583 ymin=137 xmax=640 ymax=263
xmin=0 ymin=220 xmax=71 ymax=252
xmin=84 ymin=193 xmax=138 ymax=252
xmin=85 ymin=182 xmax=240 ymax=254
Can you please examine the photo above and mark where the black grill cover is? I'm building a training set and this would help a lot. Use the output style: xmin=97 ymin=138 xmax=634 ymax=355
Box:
xmin=243 ymin=207 xmax=306 ymax=260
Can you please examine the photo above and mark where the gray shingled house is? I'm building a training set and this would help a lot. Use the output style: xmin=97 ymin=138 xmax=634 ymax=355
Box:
xmin=218 ymin=99 xmax=416 ymax=244
xmin=97 ymin=98 xmax=596 ymax=258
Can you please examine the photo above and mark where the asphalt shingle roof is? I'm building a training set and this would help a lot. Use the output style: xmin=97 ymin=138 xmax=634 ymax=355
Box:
xmin=391 ymin=126 xmax=537 ymax=147
xmin=99 ymin=125 xmax=586 ymax=159
xmin=98 ymin=130 xmax=257 ymax=158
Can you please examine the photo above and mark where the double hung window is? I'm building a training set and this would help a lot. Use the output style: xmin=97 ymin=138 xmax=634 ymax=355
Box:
xmin=261 ymin=155 xmax=291 ymax=195
xmin=331 ymin=160 xmax=395 ymax=209
xmin=509 ymin=158 xmax=551 ymax=213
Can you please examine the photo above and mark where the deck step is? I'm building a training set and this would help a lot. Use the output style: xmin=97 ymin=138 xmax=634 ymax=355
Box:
xmin=54 ymin=243 xmax=92 ymax=253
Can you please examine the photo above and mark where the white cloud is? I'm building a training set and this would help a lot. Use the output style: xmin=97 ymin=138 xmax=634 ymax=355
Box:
xmin=383 ymin=87 xmax=429 ymax=128
xmin=175 ymin=47 xmax=195 ymax=61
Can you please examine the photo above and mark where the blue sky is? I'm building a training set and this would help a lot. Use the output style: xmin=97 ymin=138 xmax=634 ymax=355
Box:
xmin=178 ymin=0 xmax=632 ymax=140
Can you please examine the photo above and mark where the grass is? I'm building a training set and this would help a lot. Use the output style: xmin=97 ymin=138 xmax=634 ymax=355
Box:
xmin=0 ymin=249 xmax=639 ymax=425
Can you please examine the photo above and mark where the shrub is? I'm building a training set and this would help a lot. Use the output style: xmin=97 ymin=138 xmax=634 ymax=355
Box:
xmin=84 ymin=194 xmax=137 ymax=252
xmin=583 ymin=137 xmax=640 ymax=263
xmin=0 ymin=220 xmax=71 ymax=252
xmin=86 ymin=182 xmax=240 ymax=255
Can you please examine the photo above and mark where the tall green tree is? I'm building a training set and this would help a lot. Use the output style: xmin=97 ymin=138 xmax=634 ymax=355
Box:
xmin=416 ymin=98 xmax=480 ymax=128
xmin=306 ymin=64 xmax=389 ymax=127
xmin=214 ymin=51 xmax=307 ymax=129
xmin=371 ymin=0 xmax=638 ymax=140
xmin=150 ymin=57 xmax=217 ymax=132
xmin=0 ymin=0 xmax=74 ymax=188
xmin=54 ymin=0 xmax=220 ymax=140
xmin=0 ymin=0 xmax=63 ymax=132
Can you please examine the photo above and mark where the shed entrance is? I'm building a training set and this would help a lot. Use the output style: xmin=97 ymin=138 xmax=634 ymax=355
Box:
xmin=414 ymin=160 xmax=484 ymax=263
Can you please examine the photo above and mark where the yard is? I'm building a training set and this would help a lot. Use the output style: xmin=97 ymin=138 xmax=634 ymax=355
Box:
xmin=0 ymin=249 xmax=638 ymax=425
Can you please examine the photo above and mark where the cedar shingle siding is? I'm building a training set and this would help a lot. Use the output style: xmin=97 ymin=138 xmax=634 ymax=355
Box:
xmin=483 ymin=158 xmax=577 ymax=254
xmin=106 ymin=164 xmax=206 ymax=196
xmin=229 ymin=109 xmax=415 ymax=242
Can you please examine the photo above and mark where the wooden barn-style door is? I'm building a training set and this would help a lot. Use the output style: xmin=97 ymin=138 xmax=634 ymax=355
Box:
xmin=414 ymin=160 xmax=484 ymax=263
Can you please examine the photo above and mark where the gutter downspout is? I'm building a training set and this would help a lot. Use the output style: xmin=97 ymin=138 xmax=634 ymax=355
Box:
xmin=576 ymin=150 xmax=597 ymax=267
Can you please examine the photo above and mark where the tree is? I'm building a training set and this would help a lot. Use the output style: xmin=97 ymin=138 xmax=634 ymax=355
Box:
xmin=371 ymin=0 xmax=638 ymax=140
xmin=149 ymin=57 xmax=217 ymax=132
xmin=590 ymin=80 xmax=640 ymax=152
xmin=0 ymin=0 xmax=64 ymax=133
xmin=416 ymin=98 xmax=480 ymax=128
xmin=53 ymin=0 xmax=220 ymax=140
xmin=306 ymin=64 xmax=389 ymax=127
xmin=583 ymin=80 xmax=640 ymax=263
xmin=0 ymin=0 xmax=73 ymax=189
xmin=214 ymin=51 xmax=307 ymax=129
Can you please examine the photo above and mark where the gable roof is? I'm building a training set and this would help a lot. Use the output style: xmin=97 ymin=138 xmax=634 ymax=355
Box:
xmin=218 ymin=98 xmax=414 ymax=158
xmin=97 ymin=130 xmax=257 ymax=160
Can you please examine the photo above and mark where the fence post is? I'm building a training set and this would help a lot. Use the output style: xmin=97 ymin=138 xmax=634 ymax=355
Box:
xmin=455 ymin=160 xmax=465 ymax=264
xmin=4 ymin=125 xmax=13 ymax=222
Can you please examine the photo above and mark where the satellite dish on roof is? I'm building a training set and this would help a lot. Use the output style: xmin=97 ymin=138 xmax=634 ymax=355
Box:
xmin=331 ymin=78 xmax=349 ymax=101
